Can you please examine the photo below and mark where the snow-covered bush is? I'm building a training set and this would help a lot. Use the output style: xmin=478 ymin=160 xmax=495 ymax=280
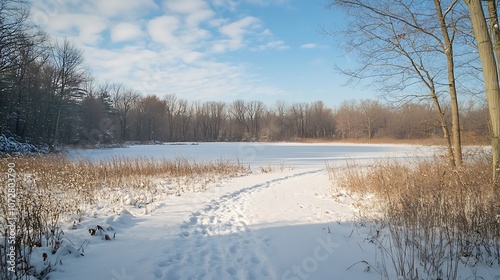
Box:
xmin=0 ymin=134 xmax=51 ymax=156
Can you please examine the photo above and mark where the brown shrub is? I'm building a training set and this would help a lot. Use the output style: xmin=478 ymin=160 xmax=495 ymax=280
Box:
xmin=328 ymin=153 xmax=500 ymax=279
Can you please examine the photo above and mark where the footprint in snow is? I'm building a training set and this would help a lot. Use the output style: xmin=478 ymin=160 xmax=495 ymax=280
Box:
xmin=153 ymin=268 xmax=163 ymax=278
xmin=229 ymin=244 xmax=239 ymax=254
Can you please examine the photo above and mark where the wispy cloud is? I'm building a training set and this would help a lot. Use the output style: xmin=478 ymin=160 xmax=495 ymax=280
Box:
xmin=165 ymin=0 xmax=209 ymax=13
xmin=212 ymin=16 xmax=262 ymax=52
xmin=41 ymin=13 xmax=107 ymax=44
xmin=252 ymin=40 xmax=289 ymax=51
xmin=147 ymin=15 xmax=181 ymax=46
xmin=29 ymin=0 xmax=289 ymax=101
xmin=300 ymin=43 xmax=318 ymax=49
xmin=88 ymin=0 xmax=158 ymax=18
xmin=111 ymin=23 xmax=143 ymax=43
xmin=244 ymin=0 xmax=290 ymax=7
xmin=300 ymin=43 xmax=329 ymax=49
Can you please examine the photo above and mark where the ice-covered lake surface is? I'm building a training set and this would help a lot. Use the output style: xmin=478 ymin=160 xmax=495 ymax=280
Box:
xmin=67 ymin=142 xmax=437 ymax=167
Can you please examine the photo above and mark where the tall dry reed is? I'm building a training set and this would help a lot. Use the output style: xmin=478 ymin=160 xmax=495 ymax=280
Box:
xmin=0 ymin=155 xmax=249 ymax=279
xmin=328 ymin=154 xmax=499 ymax=279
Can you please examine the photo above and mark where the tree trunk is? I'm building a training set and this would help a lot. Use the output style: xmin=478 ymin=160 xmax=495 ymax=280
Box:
xmin=465 ymin=0 xmax=500 ymax=182
xmin=485 ymin=0 xmax=500 ymax=184
xmin=53 ymin=85 xmax=65 ymax=145
xmin=431 ymin=90 xmax=456 ymax=168
xmin=434 ymin=0 xmax=462 ymax=167
xmin=486 ymin=0 xmax=500 ymax=73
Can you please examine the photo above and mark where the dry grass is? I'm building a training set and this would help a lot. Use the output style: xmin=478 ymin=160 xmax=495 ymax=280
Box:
xmin=296 ymin=135 xmax=491 ymax=146
xmin=328 ymin=153 xmax=500 ymax=279
xmin=295 ymin=136 xmax=448 ymax=145
xmin=259 ymin=162 xmax=291 ymax=173
xmin=0 ymin=155 xmax=249 ymax=279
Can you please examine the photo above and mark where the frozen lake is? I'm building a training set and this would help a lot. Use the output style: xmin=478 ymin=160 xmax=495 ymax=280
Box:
xmin=67 ymin=142 xmax=436 ymax=167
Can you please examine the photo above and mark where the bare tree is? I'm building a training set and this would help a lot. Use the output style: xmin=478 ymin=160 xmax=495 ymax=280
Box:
xmin=433 ymin=0 xmax=463 ymax=166
xmin=136 ymin=95 xmax=165 ymax=141
xmin=290 ymin=103 xmax=308 ymax=138
xmin=334 ymin=100 xmax=357 ymax=139
xmin=164 ymin=94 xmax=186 ymax=141
xmin=0 ymin=0 xmax=31 ymax=77
xmin=209 ymin=101 xmax=226 ymax=141
xmin=230 ymin=100 xmax=248 ymax=140
xmin=111 ymin=83 xmax=138 ymax=141
xmin=50 ymin=38 xmax=86 ymax=144
xmin=306 ymin=101 xmax=334 ymax=138
xmin=461 ymin=100 xmax=489 ymax=141
xmin=247 ymin=100 xmax=265 ymax=140
xmin=358 ymin=99 xmax=387 ymax=139
xmin=178 ymin=99 xmax=192 ymax=141
xmin=329 ymin=0 xmax=468 ymax=167
xmin=271 ymin=100 xmax=291 ymax=140
xmin=0 ymin=0 xmax=50 ymax=139
xmin=389 ymin=102 xmax=437 ymax=139
xmin=6 ymin=29 xmax=47 ymax=138
xmin=463 ymin=0 xmax=500 ymax=181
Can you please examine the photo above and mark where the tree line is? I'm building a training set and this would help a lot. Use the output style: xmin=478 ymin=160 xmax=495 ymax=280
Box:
xmin=0 ymin=0 xmax=492 ymax=148
xmin=73 ymin=93 xmax=491 ymax=144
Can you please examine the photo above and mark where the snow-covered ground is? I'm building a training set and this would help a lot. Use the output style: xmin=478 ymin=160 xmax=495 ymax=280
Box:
xmin=44 ymin=143 xmax=497 ymax=280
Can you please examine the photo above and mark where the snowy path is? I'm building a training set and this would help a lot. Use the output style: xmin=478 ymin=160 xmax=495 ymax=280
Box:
xmin=50 ymin=167 xmax=374 ymax=280
xmin=161 ymin=169 xmax=324 ymax=279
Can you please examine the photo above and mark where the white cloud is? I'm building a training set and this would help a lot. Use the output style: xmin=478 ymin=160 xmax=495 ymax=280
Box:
xmin=210 ymin=39 xmax=235 ymax=53
xmin=31 ymin=0 xmax=157 ymax=21
xmin=300 ymin=43 xmax=328 ymax=49
xmin=147 ymin=16 xmax=180 ymax=46
xmin=180 ymin=27 xmax=211 ymax=46
xmin=83 ymin=42 xmax=285 ymax=101
xmin=44 ymin=13 xmax=107 ymax=45
xmin=212 ymin=0 xmax=239 ymax=14
xmin=300 ymin=43 xmax=318 ymax=49
xmin=163 ymin=0 xmax=215 ymax=27
xmin=147 ymin=12 xmax=212 ymax=49
xmin=252 ymin=40 xmax=289 ymax=51
xmin=89 ymin=0 xmax=157 ymax=18
xmin=220 ymin=16 xmax=261 ymax=38
xmin=244 ymin=0 xmax=290 ymax=7
xmin=131 ymin=60 xmax=285 ymax=100
xmin=111 ymin=23 xmax=143 ymax=42
xmin=165 ymin=0 xmax=209 ymax=14
xmin=182 ymin=51 xmax=204 ymax=64
xmin=29 ymin=0 xmax=289 ymax=102
xmin=186 ymin=9 xmax=215 ymax=26
xmin=260 ymin=29 xmax=273 ymax=36
xmin=214 ymin=0 xmax=290 ymax=9
xmin=311 ymin=57 xmax=326 ymax=66
xmin=212 ymin=16 xmax=262 ymax=52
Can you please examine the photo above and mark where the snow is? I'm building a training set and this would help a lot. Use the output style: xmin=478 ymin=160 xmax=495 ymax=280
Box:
xmin=0 ymin=134 xmax=50 ymax=156
xmin=40 ymin=143 xmax=499 ymax=279
xmin=48 ymin=168 xmax=366 ymax=280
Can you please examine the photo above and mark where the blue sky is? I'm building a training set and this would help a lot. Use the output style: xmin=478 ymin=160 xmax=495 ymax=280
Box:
xmin=30 ymin=0 xmax=374 ymax=107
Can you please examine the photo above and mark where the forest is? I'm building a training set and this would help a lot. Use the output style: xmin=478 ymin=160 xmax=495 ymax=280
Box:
xmin=0 ymin=0 xmax=491 ymax=147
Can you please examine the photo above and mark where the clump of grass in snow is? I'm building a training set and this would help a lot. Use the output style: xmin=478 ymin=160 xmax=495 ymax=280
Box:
xmin=259 ymin=162 xmax=292 ymax=174
xmin=0 ymin=155 xmax=249 ymax=279
xmin=328 ymin=153 xmax=500 ymax=280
